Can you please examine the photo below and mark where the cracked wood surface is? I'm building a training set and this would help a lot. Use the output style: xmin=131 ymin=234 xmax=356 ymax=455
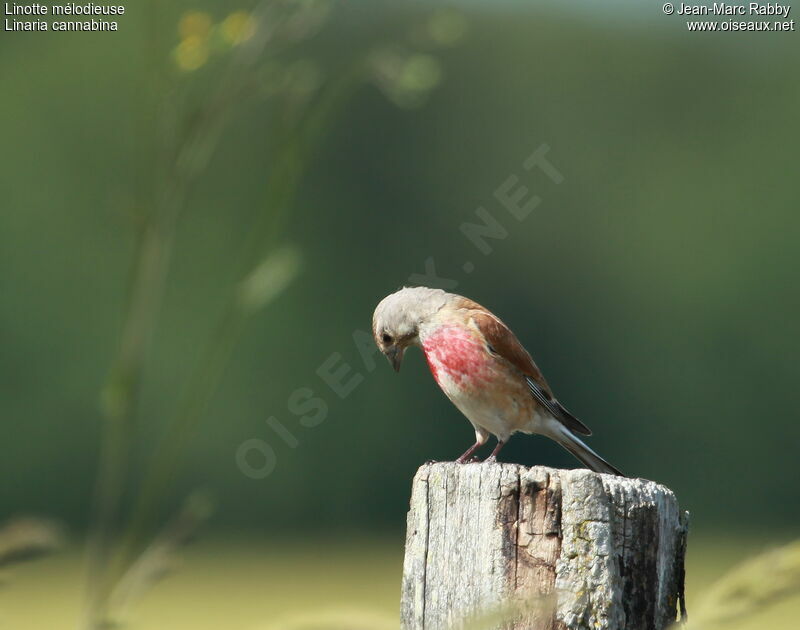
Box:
xmin=401 ymin=463 xmax=688 ymax=630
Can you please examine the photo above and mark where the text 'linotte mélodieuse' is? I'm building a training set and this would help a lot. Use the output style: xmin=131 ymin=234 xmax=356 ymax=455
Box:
xmin=4 ymin=3 xmax=126 ymax=32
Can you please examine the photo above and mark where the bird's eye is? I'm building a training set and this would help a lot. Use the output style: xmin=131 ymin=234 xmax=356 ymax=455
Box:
xmin=382 ymin=333 xmax=393 ymax=344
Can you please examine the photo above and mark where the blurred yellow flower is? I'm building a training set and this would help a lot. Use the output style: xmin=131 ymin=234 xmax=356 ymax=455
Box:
xmin=178 ymin=10 xmax=213 ymax=40
xmin=173 ymin=35 xmax=210 ymax=72
xmin=221 ymin=11 xmax=257 ymax=46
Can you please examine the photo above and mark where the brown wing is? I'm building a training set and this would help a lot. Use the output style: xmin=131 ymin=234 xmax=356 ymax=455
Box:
xmin=456 ymin=298 xmax=592 ymax=436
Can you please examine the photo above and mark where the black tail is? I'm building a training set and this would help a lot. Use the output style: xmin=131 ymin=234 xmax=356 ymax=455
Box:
xmin=552 ymin=425 xmax=625 ymax=476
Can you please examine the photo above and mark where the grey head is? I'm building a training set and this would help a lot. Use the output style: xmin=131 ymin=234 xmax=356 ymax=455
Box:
xmin=372 ymin=286 xmax=451 ymax=371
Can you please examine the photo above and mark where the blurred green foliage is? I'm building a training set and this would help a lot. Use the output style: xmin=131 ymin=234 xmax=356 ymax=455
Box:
xmin=1 ymin=0 xmax=798 ymax=544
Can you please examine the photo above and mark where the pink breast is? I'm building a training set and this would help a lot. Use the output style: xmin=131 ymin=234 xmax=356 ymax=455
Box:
xmin=422 ymin=325 xmax=490 ymax=386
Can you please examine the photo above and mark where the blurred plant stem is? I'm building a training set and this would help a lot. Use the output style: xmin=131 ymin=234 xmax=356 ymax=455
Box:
xmin=81 ymin=0 xmax=255 ymax=622
xmin=107 ymin=491 xmax=215 ymax=627
xmin=79 ymin=2 xmax=458 ymax=626
xmin=82 ymin=0 xmax=170 ymax=626
xmin=113 ymin=64 xmax=362 ymax=581
xmin=82 ymin=12 xmax=361 ymax=630
xmin=83 ymin=221 xmax=176 ymax=630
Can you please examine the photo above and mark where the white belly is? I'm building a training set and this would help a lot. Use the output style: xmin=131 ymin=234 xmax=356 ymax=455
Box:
xmin=428 ymin=355 xmax=544 ymax=441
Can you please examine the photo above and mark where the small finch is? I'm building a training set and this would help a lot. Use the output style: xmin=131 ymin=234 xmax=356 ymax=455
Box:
xmin=372 ymin=286 xmax=623 ymax=475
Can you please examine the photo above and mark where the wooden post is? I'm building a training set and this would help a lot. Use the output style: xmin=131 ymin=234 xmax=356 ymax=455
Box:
xmin=401 ymin=463 xmax=688 ymax=630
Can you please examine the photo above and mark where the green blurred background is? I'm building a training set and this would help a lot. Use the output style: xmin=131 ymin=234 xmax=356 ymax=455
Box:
xmin=1 ymin=1 xmax=799 ymax=628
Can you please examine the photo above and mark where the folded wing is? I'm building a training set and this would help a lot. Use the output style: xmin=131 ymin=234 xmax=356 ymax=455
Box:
xmin=457 ymin=298 xmax=592 ymax=436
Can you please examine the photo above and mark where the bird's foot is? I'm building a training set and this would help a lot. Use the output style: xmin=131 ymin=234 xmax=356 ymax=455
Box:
xmin=455 ymin=456 xmax=482 ymax=464
xmin=484 ymin=455 xmax=498 ymax=463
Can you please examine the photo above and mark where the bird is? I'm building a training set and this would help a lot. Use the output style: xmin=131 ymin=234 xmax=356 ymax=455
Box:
xmin=372 ymin=286 xmax=623 ymax=476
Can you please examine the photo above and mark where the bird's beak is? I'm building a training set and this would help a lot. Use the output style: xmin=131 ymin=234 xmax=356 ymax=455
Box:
xmin=385 ymin=346 xmax=404 ymax=372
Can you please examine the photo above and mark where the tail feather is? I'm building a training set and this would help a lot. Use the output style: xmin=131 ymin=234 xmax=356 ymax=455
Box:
xmin=551 ymin=424 xmax=624 ymax=477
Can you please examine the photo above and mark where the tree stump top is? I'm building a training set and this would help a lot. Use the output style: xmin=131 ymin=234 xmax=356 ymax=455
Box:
xmin=401 ymin=463 xmax=688 ymax=630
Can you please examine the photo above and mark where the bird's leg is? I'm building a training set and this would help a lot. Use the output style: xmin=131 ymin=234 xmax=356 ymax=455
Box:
xmin=456 ymin=428 xmax=489 ymax=464
xmin=484 ymin=440 xmax=506 ymax=463
xmin=456 ymin=441 xmax=483 ymax=464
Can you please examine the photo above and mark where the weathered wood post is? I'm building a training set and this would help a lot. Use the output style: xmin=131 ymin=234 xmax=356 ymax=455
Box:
xmin=401 ymin=463 xmax=688 ymax=630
